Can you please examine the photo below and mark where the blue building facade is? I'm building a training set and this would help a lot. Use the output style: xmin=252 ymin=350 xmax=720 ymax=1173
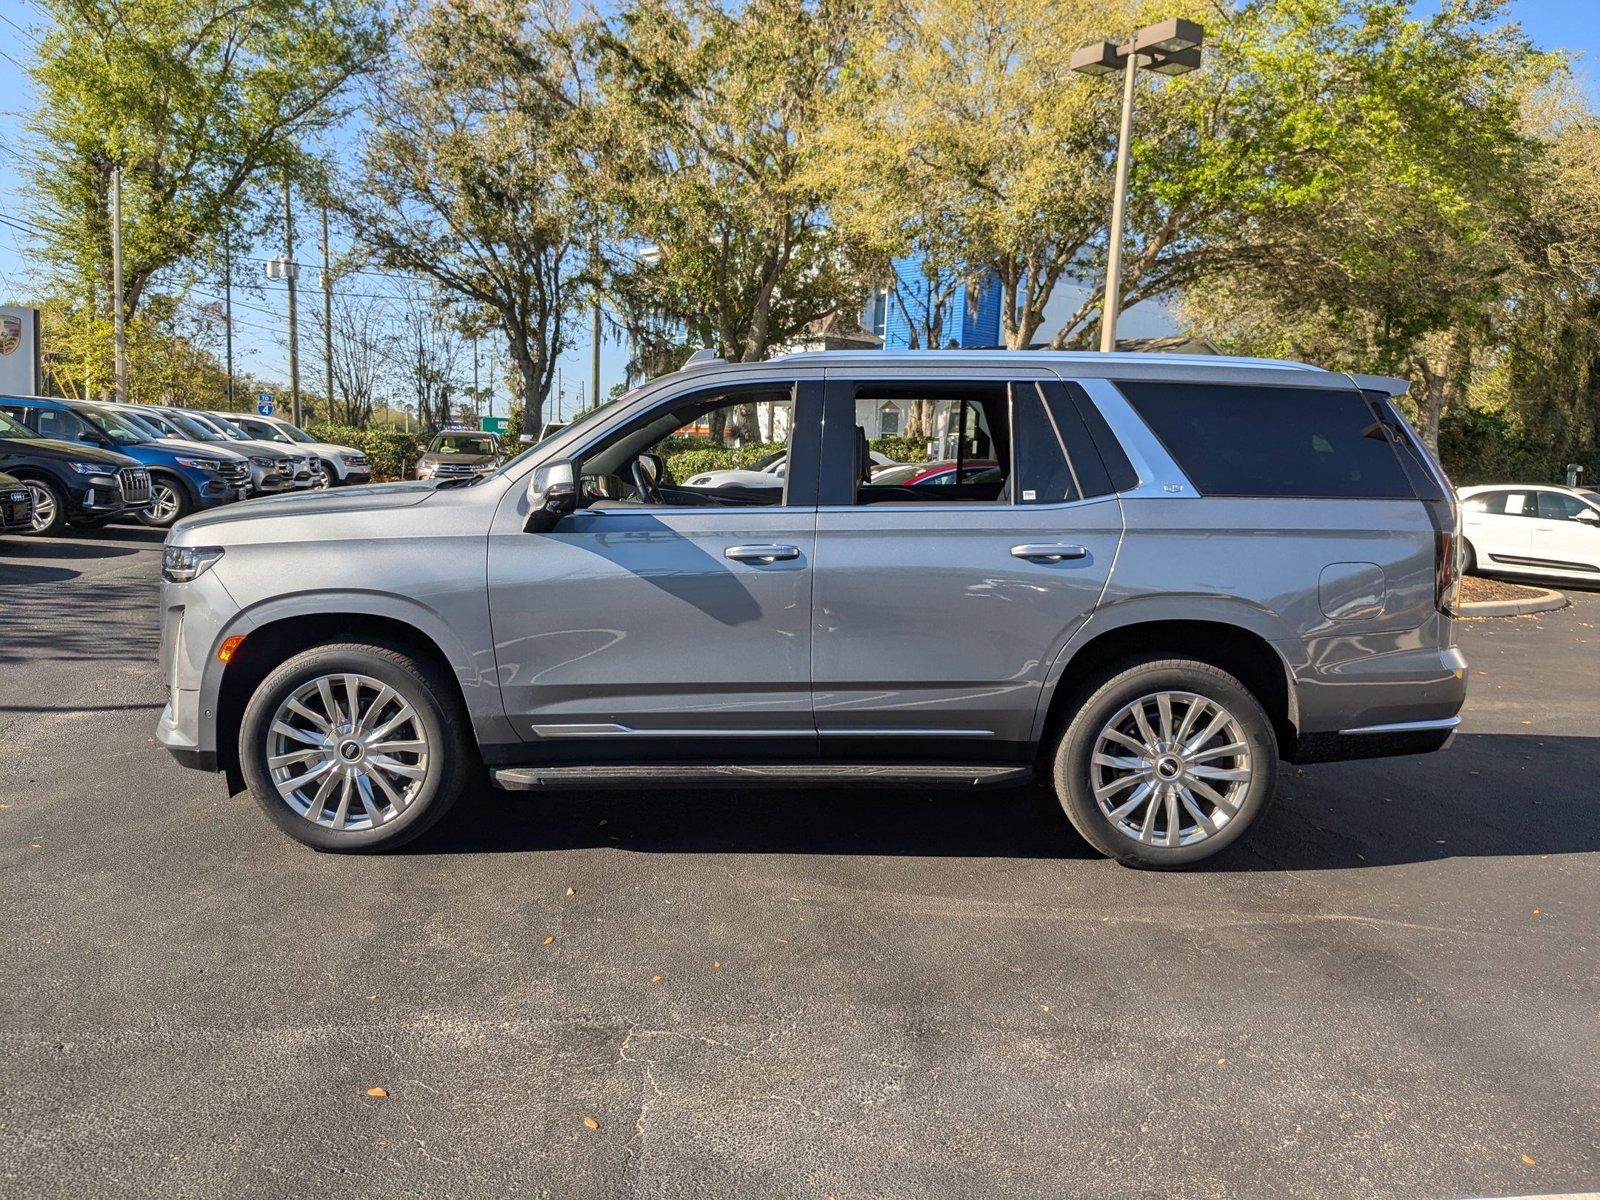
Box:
xmin=881 ymin=250 xmax=1003 ymax=350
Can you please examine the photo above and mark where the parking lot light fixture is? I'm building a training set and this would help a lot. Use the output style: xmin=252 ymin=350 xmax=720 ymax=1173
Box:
xmin=1073 ymin=20 xmax=1205 ymax=351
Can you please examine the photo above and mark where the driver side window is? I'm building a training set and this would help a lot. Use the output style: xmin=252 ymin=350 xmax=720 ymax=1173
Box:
xmin=579 ymin=389 xmax=797 ymax=509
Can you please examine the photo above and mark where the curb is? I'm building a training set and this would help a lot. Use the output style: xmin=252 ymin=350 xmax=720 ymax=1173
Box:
xmin=1455 ymin=586 xmax=1568 ymax=618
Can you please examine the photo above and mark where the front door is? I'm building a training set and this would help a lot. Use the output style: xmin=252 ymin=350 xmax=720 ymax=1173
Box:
xmin=487 ymin=380 xmax=821 ymax=761
xmin=810 ymin=373 xmax=1123 ymax=762
xmin=1532 ymin=490 xmax=1600 ymax=576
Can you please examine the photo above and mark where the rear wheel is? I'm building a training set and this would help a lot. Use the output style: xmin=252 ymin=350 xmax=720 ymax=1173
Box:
xmin=239 ymin=642 xmax=473 ymax=852
xmin=1461 ymin=539 xmax=1478 ymax=576
xmin=1052 ymin=658 xmax=1279 ymax=868
xmin=20 ymin=477 xmax=66 ymax=535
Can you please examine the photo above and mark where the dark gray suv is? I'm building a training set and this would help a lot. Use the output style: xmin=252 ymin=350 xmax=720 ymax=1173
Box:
xmin=156 ymin=352 xmax=1467 ymax=866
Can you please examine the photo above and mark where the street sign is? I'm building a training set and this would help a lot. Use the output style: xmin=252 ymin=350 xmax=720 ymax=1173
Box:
xmin=256 ymin=392 xmax=274 ymax=417
xmin=481 ymin=416 xmax=509 ymax=436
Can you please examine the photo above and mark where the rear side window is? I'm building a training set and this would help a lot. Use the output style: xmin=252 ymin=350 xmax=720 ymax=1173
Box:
xmin=1116 ymin=382 xmax=1415 ymax=499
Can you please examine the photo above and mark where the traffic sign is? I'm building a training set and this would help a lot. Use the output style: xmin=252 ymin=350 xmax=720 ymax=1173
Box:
xmin=481 ymin=416 xmax=509 ymax=436
xmin=256 ymin=392 xmax=274 ymax=416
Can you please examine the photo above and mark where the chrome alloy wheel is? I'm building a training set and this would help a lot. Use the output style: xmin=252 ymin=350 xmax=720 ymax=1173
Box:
xmin=146 ymin=481 xmax=181 ymax=524
xmin=1089 ymin=690 xmax=1252 ymax=848
xmin=24 ymin=480 xmax=56 ymax=532
xmin=265 ymin=673 xmax=430 ymax=832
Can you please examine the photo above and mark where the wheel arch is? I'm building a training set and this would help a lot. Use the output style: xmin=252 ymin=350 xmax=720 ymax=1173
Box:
xmin=212 ymin=606 xmax=498 ymax=793
xmin=146 ymin=465 xmax=199 ymax=505
xmin=1034 ymin=616 xmax=1301 ymax=765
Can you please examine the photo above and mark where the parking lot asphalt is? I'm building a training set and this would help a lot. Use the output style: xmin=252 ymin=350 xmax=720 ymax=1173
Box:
xmin=2 ymin=527 xmax=1597 ymax=1199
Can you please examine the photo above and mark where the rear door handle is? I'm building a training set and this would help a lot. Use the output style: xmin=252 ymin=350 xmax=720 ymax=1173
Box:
xmin=725 ymin=543 xmax=800 ymax=563
xmin=1011 ymin=543 xmax=1087 ymax=562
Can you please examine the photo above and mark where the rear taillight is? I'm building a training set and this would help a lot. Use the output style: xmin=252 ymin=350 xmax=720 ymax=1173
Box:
xmin=1436 ymin=525 xmax=1461 ymax=613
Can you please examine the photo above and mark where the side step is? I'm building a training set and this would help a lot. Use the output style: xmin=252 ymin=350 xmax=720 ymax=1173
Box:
xmin=490 ymin=763 xmax=1036 ymax=792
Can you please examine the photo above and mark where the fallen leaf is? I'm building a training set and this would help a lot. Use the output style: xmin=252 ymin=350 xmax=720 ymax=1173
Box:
xmin=1039 ymin=1004 xmax=1050 ymax=1012
xmin=1521 ymin=1154 xmax=1536 ymax=1166
xmin=565 ymin=887 xmax=575 ymax=897
xmin=1217 ymin=1057 xmax=1227 ymax=1066
xmin=583 ymin=1115 xmax=599 ymax=1131
xmin=650 ymin=975 xmax=663 ymax=984
xmin=1531 ymin=908 xmax=1541 ymax=916
xmin=543 ymin=935 xmax=555 ymax=945
xmin=366 ymin=1087 xmax=388 ymax=1099
xmin=712 ymin=961 xmax=722 ymax=970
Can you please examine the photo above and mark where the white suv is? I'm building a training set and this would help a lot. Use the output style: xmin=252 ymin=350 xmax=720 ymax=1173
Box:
xmin=1459 ymin=484 xmax=1600 ymax=582
xmin=229 ymin=414 xmax=371 ymax=487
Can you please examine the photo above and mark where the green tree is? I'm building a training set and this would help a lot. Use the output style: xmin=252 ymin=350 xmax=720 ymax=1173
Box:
xmin=588 ymin=0 xmax=870 ymax=364
xmin=26 ymin=0 xmax=383 ymax=326
xmin=344 ymin=0 xmax=586 ymax=440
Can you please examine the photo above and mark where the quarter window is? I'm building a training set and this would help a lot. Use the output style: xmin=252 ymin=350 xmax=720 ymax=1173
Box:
xmin=1537 ymin=492 xmax=1595 ymax=521
xmin=1117 ymin=382 xmax=1414 ymax=499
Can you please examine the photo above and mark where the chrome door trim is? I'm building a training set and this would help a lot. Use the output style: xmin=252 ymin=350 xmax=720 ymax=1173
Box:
xmin=1337 ymin=715 xmax=1461 ymax=736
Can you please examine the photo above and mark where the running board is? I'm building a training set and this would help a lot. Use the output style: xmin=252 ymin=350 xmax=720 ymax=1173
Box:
xmin=490 ymin=763 xmax=1035 ymax=791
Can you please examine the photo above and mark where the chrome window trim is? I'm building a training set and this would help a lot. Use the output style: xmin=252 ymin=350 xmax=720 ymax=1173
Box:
xmin=1063 ymin=376 xmax=1198 ymax=500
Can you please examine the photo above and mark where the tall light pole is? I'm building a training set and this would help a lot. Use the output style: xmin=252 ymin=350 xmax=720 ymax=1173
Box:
xmin=1071 ymin=19 xmax=1204 ymax=352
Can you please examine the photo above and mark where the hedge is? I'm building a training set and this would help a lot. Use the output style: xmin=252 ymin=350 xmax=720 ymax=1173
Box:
xmin=659 ymin=436 xmax=929 ymax=482
xmin=305 ymin=424 xmax=427 ymax=481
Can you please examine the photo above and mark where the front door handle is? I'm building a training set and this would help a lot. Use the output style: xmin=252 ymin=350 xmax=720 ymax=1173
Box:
xmin=725 ymin=543 xmax=800 ymax=563
xmin=1011 ymin=543 xmax=1087 ymax=562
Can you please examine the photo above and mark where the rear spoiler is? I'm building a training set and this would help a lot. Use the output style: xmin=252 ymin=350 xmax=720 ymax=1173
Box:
xmin=1346 ymin=373 xmax=1410 ymax=397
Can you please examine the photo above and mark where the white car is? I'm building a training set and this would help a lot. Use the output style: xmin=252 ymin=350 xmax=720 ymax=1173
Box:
xmin=1458 ymin=484 xmax=1600 ymax=582
xmin=228 ymin=413 xmax=371 ymax=487
xmin=685 ymin=447 xmax=896 ymax=489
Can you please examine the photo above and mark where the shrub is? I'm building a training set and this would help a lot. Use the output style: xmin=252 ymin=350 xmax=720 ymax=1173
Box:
xmin=305 ymin=424 xmax=425 ymax=481
xmin=869 ymin=435 xmax=930 ymax=464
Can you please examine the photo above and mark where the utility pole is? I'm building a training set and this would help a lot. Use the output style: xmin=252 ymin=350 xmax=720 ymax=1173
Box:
xmin=1098 ymin=49 xmax=1138 ymax=353
xmin=472 ymin=338 xmax=481 ymax=425
xmin=222 ymin=236 xmax=235 ymax=407
xmin=283 ymin=174 xmax=301 ymax=424
xmin=110 ymin=165 xmax=127 ymax=403
xmin=320 ymin=204 xmax=333 ymax=417
xmin=590 ymin=234 xmax=602 ymax=410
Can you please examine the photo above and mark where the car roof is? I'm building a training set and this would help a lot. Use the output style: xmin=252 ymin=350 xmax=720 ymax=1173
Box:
xmin=1459 ymin=483 xmax=1585 ymax=495
xmin=661 ymin=349 xmax=1406 ymax=395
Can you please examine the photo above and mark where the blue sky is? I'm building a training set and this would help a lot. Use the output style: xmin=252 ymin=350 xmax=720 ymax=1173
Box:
xmin=0 ymin=0 xmax=1594 ymax=415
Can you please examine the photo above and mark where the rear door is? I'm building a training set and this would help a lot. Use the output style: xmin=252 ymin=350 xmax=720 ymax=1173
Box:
xmin=810 ymin=368 xmax=1123 ymax=762
xmin=1462 ymin=489 xmax=1533 ymax=570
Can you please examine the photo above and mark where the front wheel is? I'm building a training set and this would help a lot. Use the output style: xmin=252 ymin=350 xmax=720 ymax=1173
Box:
xmin=20 ymin=477 xmax=67 ymax=535
xmin=137 ymin=476 xmax=192 ymax=528
xmin=239 ymin=642 xmax=474 ymax=852
xmin=1052 ymin=658 xmax=1279 ymax=869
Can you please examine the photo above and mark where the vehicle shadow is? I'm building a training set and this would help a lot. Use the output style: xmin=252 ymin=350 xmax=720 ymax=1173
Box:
xmin=0 ymin=562 xmax=81 ymax=584
xmin=0 ymin=538 xmax=145 ymax=564
xmin=414 ymin=732 xmax=1600 ymax=869
xmin=0 ymin=574 xmax=158 ymax=663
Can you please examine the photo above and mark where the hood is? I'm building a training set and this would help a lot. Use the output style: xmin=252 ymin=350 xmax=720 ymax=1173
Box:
xmin=154 ymin=436 xmax=249 ymax=461
xmin=222 ymin=438 xmax=300 ymax=461
xmin=421 ymin=450 xmax=496 ymax=465
xmin=171 ymin=479 xmax=438 ymax=539
xmin=294 ymin=439 xmax=361 ymax=458
xmin=0 ymin=433 xmax=139 ymax=467
xmin=0 ymin=470 xmax=19 ymax=487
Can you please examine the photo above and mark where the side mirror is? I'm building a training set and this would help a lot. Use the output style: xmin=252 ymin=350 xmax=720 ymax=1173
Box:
xmin=640 ymin=452 xmax=664 ymax=482
xmin=1576 ymin=508 xmax=1600 ymax=525
xmin=523 ymin=460 xmax=576 ymax=533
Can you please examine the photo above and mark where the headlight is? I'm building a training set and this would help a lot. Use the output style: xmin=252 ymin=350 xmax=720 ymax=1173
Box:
xmin=417 ymin=465 xmax=435 ymax=478
xmin=69 ymin=461 xmax=115 ymax=476
xmin=162 ymin=545 xmax=224 ymax=583
xmin=339 ymin=452 xmax=366 ymax=463
xmin=688 ymin=475 xmax=711 ymax=485
xmin=175 ymin=457 xmax=223 ymax=471
xmin=249 ymin=455 xmax=274 ymax=467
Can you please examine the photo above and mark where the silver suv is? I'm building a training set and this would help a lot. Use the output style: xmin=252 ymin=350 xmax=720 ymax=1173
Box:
xmin=156 ymin=352 xmax=1468 ymax=867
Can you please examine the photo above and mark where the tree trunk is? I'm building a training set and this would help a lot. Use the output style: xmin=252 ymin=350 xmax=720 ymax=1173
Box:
xmin=509 ymin=328 xmax=544 ymax=439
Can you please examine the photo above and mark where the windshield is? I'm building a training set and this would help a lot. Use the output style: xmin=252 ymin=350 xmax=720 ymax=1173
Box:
xmin=236 ymin=417 xmax=293 ymax=444
xmin=430 ymin=433 xmax=496 ymax=455
xmin=75 ymin=405 xmax=149 ymax=445
xmin=168 ymin=412 xmax=226 ymax=442
xmin=272 ymin=420 xmax=316 ymax=444
xmin=207 ymin=414 xmax=253 ymax=441
xmin=127 ymin=409 xmax=179 ymax=438
xmin=0 ymin=410 xmax=37 ymax=439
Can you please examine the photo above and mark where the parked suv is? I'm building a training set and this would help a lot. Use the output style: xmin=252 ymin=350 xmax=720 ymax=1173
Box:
xmin=416 ymin=431 xmax=498 ymax=480
xmin=0 ymin=404 xmax=147 ymax=534
xmin=226 ymin=413 xmax=371 ymax=487
xmin=1458 ymin=483 xmax=1600 ymax=582
xmin=157 ymin=352 xmax=1467 ymax=866
xmin=0 ymin=396 xmax=251 ymax=530
xmin=147 ymin=408 xmax=299 ymax=496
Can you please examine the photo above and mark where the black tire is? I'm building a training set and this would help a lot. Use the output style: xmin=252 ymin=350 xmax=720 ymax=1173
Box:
xmin=239 ymin=641 xmax=474 ymax=852
xmin=1052 ymin=658 xmax=1279 ymax=869
xmin=137 ymin=473 xmax=193 ymax=528
xmin=1461 ymin=539 xmax=1478 ymax=576
xmin=18 ymin=476 xmax=67 ymax=535
xmin=319 ymin=459 xmax=340 ymax=487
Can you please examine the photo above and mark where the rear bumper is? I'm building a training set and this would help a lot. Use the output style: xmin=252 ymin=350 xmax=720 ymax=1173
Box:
xmin=1294 ymin=716 xmax=1459 ymax=764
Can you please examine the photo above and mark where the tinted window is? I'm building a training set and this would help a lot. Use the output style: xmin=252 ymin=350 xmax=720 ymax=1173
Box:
xmin=1117 ymin=382 xmax=1413 ymax=499
xmin=1043 ymin=381 xmax=1134 ymax=495
xmin=33 ymin=407 xmax=95 ymax=442
xmin=1011 ymin=385 xmax=1078 ymax=504
xmin=1538 ymin=492 xmax=1594 ymax=521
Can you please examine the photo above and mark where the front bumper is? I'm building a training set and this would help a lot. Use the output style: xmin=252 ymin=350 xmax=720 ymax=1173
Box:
xmin=0 ymin=487 xmax=33 ymax=531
